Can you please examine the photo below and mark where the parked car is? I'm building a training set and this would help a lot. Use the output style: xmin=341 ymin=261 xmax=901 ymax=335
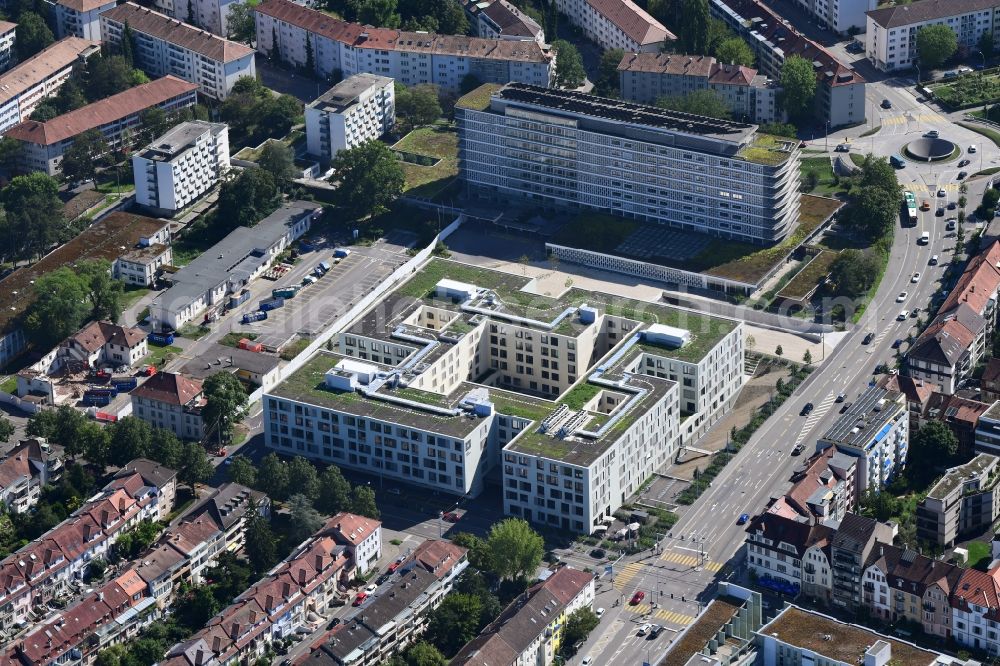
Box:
xmin=352 ymin=592 xmax=368 ymax=606
xmin=948 ymin=201 xmax=957 ymax=210
xmin=892 ymin=339 xmax=903 ymax=349
xmin=365 ymin=583 xmax=378 ymax=594
xmin=925 ymin=130 xmax=940 ymax=138
xmin=958 ymin=171 xmax=968 ymax=179
xmin=596 ymin=607 xmax=606 ymax=618
xmin=937 ymin=189 xmax=947 ymax=197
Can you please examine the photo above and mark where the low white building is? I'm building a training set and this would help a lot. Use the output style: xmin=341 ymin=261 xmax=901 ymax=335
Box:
xmin=149 ymin=200 xmax=318 ymax=331
xmin=553 ymin=0 xmax=673 ymax=52
xmin=133 ymin=120 xmax=230 ymax=214
xmin=53 ymin=0 xmax=117 ymax=41
xmin=101 ymin=2 xmax=256 ymax=100
xmin=305 ymin=73 xmax=394 ymax=161
xmin=59 ymin=320 xmax=149 ymax=369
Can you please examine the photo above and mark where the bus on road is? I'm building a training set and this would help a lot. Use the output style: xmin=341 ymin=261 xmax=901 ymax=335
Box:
xmin=903 ymin=191 xmax=918 ymax=226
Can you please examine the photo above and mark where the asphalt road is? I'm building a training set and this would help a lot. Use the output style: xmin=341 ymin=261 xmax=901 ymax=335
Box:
xmin=577 ymin=74 xmax=1000 ymax=665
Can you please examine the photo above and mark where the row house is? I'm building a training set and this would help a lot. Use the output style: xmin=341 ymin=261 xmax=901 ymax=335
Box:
xmin=764 ymin=446 xmax=856 ymax=525
xmin=161 ymin=513 xmax=386 ymax=665
xmin=745 ymin=512 xmax=835 ymax=601
xmin=0 ymin=439 xmax=58 ymax=515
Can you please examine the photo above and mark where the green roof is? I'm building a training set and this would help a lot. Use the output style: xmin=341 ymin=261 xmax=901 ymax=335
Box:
xmin=737 ymin=133 xmax=796 ymax=166
xmin=455 ymin=83 xmax=504 ymax=111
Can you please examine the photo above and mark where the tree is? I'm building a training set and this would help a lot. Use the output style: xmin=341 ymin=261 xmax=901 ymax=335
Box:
xmin=257 ymin=94 xmax=302 ymax=137
xmin=459 ymin=73 xmax=482 ymax=95
xmin=178 ymin=442 xmax=213 ymax=491
xmin=244 ymin=501 xmax=278 ymax=572
xmin=227 ymin=454 xmax=258 ymax=487
xmin=318 ymin=465 xmax=352 ymax=514
xmin=76 ymin=259 xmax=124 ymax=322
xmin=226 ymin=1 xmax=256 ymax=43
xmin=121 ymin=22 xmax=136 ymax=67
xmin=917 ymin=24 xmax=957 ymax=69
xmin=780 ymin=55 xmax=817 ymax=120
xmin=425 ymin=594 xmax=484 ymax=655
xmin=716 ymin=37 xmax=754 ymax=67
xmin=331 ymin=140 xmax=405 ymax=220
xmin=288 ymin=493 xmax=323 ymax=542
xmin=451 ymin=532 xmax=493 ymax=572
xmin=258 ymin=452 xmax=289 ymax=499
xmin=552 ymin=40 xmax=585 ymax=89
xmin=485 ymin=518 xmax=543 ymax=581
xmin=803 ymin=349 xmax=813 ymax=365
xmin=594 ymin=48 xmax=625 ymax=97
xmin=775 ymin=345 xmax=783 ymax=357
xmin=657 ymin=89 xmax=731 ymax=120
xmin=860 ymin=486 xmax=898 ymax=522
xmin=0 ymin=417 xmax=14 ymax=444
xmin=108 ymin=416 xmax=152 ymax=466
xmin=678 ymin=0 xmax=710 ymax=53
xmin=150 ymin=428 xmax=183 ymax=469
xmin=201 ymin=371 xmax=249 ymax=444
xmin=304 ymin=34 xmax=315 ymax=73
xmin=24 ymin=267 xmax=90 ymax=348
xmin=79 ymin=421 xmax=111 ymax=466
xmin=288 ymin=456 xmax=321 ymax=502
xmin=0 ymin=137 xmax=21 ymax=172
xmin=1 ymin=172 xmax=65 ymax=261
xmin=401 ymin=642 xmax=447 ymax=666
xmin=86 ymin=55 xmax=144 ymax=101
xmin=560 ymin=608 xmax=600 ymax=658
xmin=831 ymin=249 xmax=881 ymax=297
xmin=979 ymin=30 xmax=995 ymax=58
xmin=358 ymin=0 xmax=400 ymax=28
xmin=912 ymin=420 xmax=959 ymax=465
xmin=15 ymin=12 xmax=53 ymax=60
xmin=140 ymin=107 xmax=170 ymax=143
xmin=217 ymin=167 xmax=280 ymax=230
xmin=351 ymin=484 xmax=379 ymax=519
xmin=395 ymin=83 xmax=443 ymax=132
xmin=257 ymin=141 xmax=298 ymax=189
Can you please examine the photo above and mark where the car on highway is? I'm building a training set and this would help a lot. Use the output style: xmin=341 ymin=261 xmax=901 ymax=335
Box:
xmin=892 ymin=339 xmax=903 ymax=349
xmin=937 ymin=189 xmax=947 ymax=197
xmin=836 ymin=393 xmax=846 ymax=402
xmin=863 ymin=331 xmax=875 ymax=344
xmin=948 ymin=201 xmax=957 ymax=210
xmin=630 ymin=591 xmax=645 ymax=605
xmin=582 ymin=657 xmax=594 ymax=665
xmin=930 ymin=255 xmax=939 ymax=265
xmin=835 ymin=143 xmax=850 ymax=152
xmin=936 ymin=207 xmax=945 ymax=216
xmin=649 ymin=625 xmax=663 ymax=638
xmin=947 ymin=218 xmax=957 ymax=230
xmin=791 ymin=444 xmax=804 ymax=456
xmin=896 ymin=291 xmax=908 ymax=302
xmin=638 ymin=623 xmax=652 ymax=636
xmin=596 ymin=607 xmax=606 ymax=618
xmin=881 ymin=98 xmax=892 ymax=109
xmin=959 ymin=171 xmax=968 ymax=180
xmin=911 ymin=272 xmax=920 ymax=282
xmin=801 ymin=402 xmax=814 ymax=416
xmin=898 ymin=310 xmax=908 ymax=321
xmin=352 ymin=592 xmax=368 ymax=606
xmin=960 ymin=159 xmax=971 ymax=167
xmin=737 ymin=513 xmax=751 ymax=524
xmin=911 ymin=308 xmax=920 ymax=318
xmin=925 ymin=130 xmax=940 ymax=138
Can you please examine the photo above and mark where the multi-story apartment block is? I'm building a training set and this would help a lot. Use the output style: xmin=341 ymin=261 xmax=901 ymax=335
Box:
xmin=817 ymin=385 xmax=909 ymax=494
xmin=917 ymin=453 xmax=1000 ymax=547
xmin=764 ymin=446 xmax=857 ymax=525
xmin=745 ymin=512 xmax=834 ymax=598
xmin=264 ymin=259 xmax=744 ymax=533
xmin=327 ymin=512 xmax=381 ymax=574
xmin=830 ymin=513 xmax=895 ymax=612
xmin=101 ymin=3 xmax=256 ymax=100
xmin=617 ymin=53 xmax=781 ymax=123
xmin=152 ymin=0 xmax=242 ymax=38
xmin=149 ymin=201 xmax=318 ymax=331
xmin=0 ymin=37 xmax=98 ymax=134
xmin=7 ymin=75 xmax=198 ymax=175
xmin=951 ymin=567 xmax=1000 ymax=656
xmin=0 ymin=461 xmax=173 ymax=635
xmin=133 ymin=120 xmax=230 ymax=214
xmin=451 ymin=566 xmax=595 ymax=665
xmin=867 ymin=0 xmax=999 ymax=72
xmin=796 ymin=0 xmax=876 ymax=33
xmin=253 ymin=0 xmax=554 ymax=94
xmin=553 ymin=0 xmax=673 ymax=52
xmin=305 ymin=73 xmax=395 ymax=161
xmin=0 ymin=439 xmax=55 ymax=514
xmin=53 ymin=0 xmax=116 ymax=40
xmin=711 ymin=0 xmax=866 ymax=127
xmin=130 ymin=371 xmax=206 ymax=440
xmin=462 ymin=0 xmax=545 ymax=44
xmin=985 ymin=359 xmax=1000 ymax=401
xmin=457 ymin=83 xmax=802 ymax=246
xmin=113 ymin=458 xmax=178 ymax=520
xmin=0 ymin=21 xmax=16 ymax=73
xmin=977 ymin=401 xmax=1000 ymax=456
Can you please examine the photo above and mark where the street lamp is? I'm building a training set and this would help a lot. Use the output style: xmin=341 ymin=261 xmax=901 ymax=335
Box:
xmin=825 ymin=120 xmax=830 ymax=152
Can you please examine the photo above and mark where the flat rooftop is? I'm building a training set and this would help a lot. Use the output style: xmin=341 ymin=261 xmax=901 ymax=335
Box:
xmin=820 ymin=385 xmax=902 ymax=451
xmin=761 ymin=606 xmax=943 ymax=665
xmin=661 ymin=597 xmax=743 ymax=666
xmin=137 ymin=120 xmax=224 ymax=162
xmin=482 ymin=82 xmax=757 ymax=143
xmin=309 ymin=73 xmax=392 ymax=113
xmin=927 ymin=453 xmax=999 ymax=500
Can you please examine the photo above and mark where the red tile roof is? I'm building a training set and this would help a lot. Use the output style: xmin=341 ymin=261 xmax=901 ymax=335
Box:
xmin=617 ymin=52 xmax=715 ymax=76
xmin=57 ymin=0 xmax=115 ymax=12
xmin=131 ymin=371 xmax=203 ymax=407
xmin=0 ymin=439 xmax=46 ymax=489
xmin=0 ymin=37 xmax=97 ymax=106
xmin=411 ymin=539 xmax=467 ymax=579
xmin=6 ymin=76 xmax=198 ymax=146
xmin=102 ymin=3 xmax=254 ymax=62
xmin=582 ymin=0 xmax=673 ymax=46
xmin=940 ymin=240 xmax=1000 ymax=316
xmin=66 ymin=320 xmax=146 ymax=353
xmin=254 ymin=0 xmax=551 ymax=62
xmin=326 ymin=512 xmax=380 ymax=547
xmin=709 ymin=63 xmax=757 ymax=86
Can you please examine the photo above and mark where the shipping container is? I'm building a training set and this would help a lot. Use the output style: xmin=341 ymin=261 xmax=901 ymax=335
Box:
xmin=82 ymin=394 xmax=112 ymax=407
xmin=228 ymin=289 xmax=251 ymax=309
xmin=239 ymin=338 xmax=264 ymax=353
xmin=242 ymin=310 xmax=268 ymax=324
xmin=148 ymin=332 xmax=175 ymax=345
xmin=111 ymin=377 xmax=138 ymax=391
xmin=259 ymin=297 xmax=284 ymax=311
xmin=272 ymin=286 xmax=300 ymax=299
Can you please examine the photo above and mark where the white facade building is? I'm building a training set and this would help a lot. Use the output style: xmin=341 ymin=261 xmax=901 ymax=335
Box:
xmin=553 ymin=0 xmax=673 ymax=52
xmin=457 ymin=82 xmax=802 ymax=246
xmin=133 ymin=121 xmax=230 ymax=214
xmin=305 ymin=73 xmax=394 ymax=160
xmin=797 ymin=0 xmax=877 ymax=34
xmin=0 ymin=21 xmax=16 ymax=73
xmin=254 ymin=0 xmax=553 ymax=94
xmin=0 ymin=37 xmax=98 ymax=134
xmin=130 ymin=372 xmax=206 ymax=440
xmin=462 ymin=0 xmax=545 ymax=44
xmin=152 ymin=0 xmax=242 ymax=37
xmin=53 ymin=0 xmax=116 ymax=40
xmin=327 ymin=512 xmax=381 ymax=574
xmin=101 ymin=2 xmax=256 ymax=100
xmin=866 ymin=0 xmax=1000 ymax=72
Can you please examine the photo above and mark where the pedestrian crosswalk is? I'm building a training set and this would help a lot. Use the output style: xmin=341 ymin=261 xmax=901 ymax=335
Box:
xmin=658 ymin=550 xmax=723 ymax=572
xmin=627 ymin=604 xmax=697 ymax=626
xmin=794 ymin=393 xmax=836 ymax=445
xmin=881 ymin=112 xmax=946 ymax=126
xmin=612 ymin=561 xmax=644 ymax=589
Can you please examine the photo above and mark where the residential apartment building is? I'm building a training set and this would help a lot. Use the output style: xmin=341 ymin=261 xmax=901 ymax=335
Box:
xmin=101 ymin=3 xmax=256 ymax=100
xmin=745 ymin=512 xmax=835 ymax=599
xmin=797 ymin=0 xmax=877 ymax=33
xmin=0 ymin=21 xmax=16 ymax=72
xmin=977 ymin=401 xmax=1000 ymax=456
xmin=867 ymin=0 xmax=1000 ymax=72
xmin=659 ymin=583 xmax=763 ymax=665
xmin=115 ymin=240 xmax=174 ymax=288
xmin=291 ymin=540 xmax=468 ymax=666
xmin=918 ymin=390 xmax=992 ymax=456
xmin=53 ymin=0 xmax=116 ymax=40
xmin=7 ymin=75 xmax=198 ymax=175
xmin=0 ymin=461 xmax=173 ymax=636
xmin=152 ymin=0 xmax=242 ymax=37
xmin=908 ymin=241 xmax=1000 ymax=394
xmin=149 ymin=200 xmax=318 ymax=330
xmin=817 ymin=384 xmax=909 ymax=493
xmin=456 ymin=83 xmax=802 ymax=246
xmin=130 ymin=371 xmax=206 ymax=440
xmin=451 ymin=566 xmax=595 ymax=665
xmin=462 ymin=0 xmax=545 ymax=44
xmin=113 ymin=458 xmax=178 ymax=520
xmin=710 ymin=0 xmax=866 ymax=127
xmin=253 ymin=0 xmax=554 ymax=94
xmin=951 ymin=567 xmax=1000 ymax=656
xmin=984 ymin=358 xmax=1000 ymax=401
xmin=917 ymin=453 xmax=1000 ymax=547
xmin=133 ymin=120 xmax=230 ymax=214
xmin=326 ymin=512 xmax=381 ymax=574
xmin=305 ymin=73 xmax=395 ymax=161
xmin=0 ymin=37 xmax=98 ymax=134
xmin=0 ymin=439 xmax=55 ymax=514
xmin=764 ymin=446 xmax=857 ymax=524
xmin=617 ymin=52 xmax=781 ymax=123
xmin=59 ymin=320 xmax=149 ymax=370
xmin=830 ymin=513 xmax=896 ymax=612
xmin=552 ymin=0 xmax=673 ymax=52
xmin=264 ymin=259 xmax=744 ymax=533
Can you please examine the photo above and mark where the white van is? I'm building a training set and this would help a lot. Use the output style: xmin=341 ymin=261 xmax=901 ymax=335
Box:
xmin=919 ymin=231 xmax=930 ymax=245
xmin=930 ymin=254 xmax=939 ymax=265
xmin=969 ymin=144 xmax=978 ymax=153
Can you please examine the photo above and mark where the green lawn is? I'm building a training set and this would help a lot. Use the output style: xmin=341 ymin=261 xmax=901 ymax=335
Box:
xmin=178 ymin=324 xmax=210 ymax=340
xmin=220 ymin=332 xmax=258 ymax=348
xmin=279 ymin=336 xmax=311 ymax=361
xmin=958 ymin=122 xmax=1000 ymax=148
xmin=800 ymin=156 xmax=845 ymax=196
xmin=142 ymin=344 xmax=182 ymax=368
xmin=0 ymin=376 xmax=16 ymax=394
xmin=965 ymin=540 xmax=992 ymax=570
xmin=391 ymin=124 xmax=459 ymax=199
xmin=121 ymin=286 xmax=150 ymax=310
xmin=778 ymin=250 xmax=840 ymax=300
xmin=930 ymin=71 xmax=1000 ymax=108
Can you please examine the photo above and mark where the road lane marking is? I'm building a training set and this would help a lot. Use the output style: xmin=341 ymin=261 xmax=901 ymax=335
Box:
xmin=654 ymin=609 xmax=696 ymax=626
